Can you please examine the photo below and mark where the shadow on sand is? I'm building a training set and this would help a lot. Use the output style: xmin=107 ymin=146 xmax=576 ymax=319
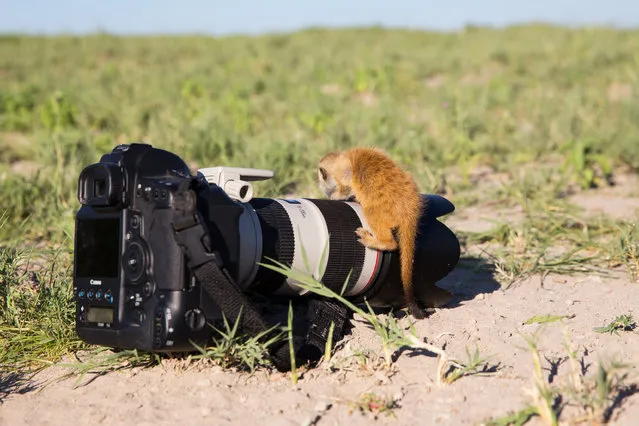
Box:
xmin=435 ymin=255 xmax=502 ymax=309
xmin=0 ymin=371 xmax=38 ymax=404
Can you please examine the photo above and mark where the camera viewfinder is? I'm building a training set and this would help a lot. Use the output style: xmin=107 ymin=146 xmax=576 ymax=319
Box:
xmin=78 ymin=163 xmax=123 ymax=207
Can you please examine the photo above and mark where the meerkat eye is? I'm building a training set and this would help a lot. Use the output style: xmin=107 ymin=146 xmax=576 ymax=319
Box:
xmin=319 ymin=167 xmax=328 ymax=181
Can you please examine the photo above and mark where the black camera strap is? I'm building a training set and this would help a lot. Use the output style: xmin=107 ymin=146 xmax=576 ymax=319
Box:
xmin=171 ymin=180 xmax=351 ymax=372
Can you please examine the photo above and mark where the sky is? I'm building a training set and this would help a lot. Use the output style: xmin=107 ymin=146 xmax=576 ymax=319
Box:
xmin=1 ymin=0 xmax=637 ymax=36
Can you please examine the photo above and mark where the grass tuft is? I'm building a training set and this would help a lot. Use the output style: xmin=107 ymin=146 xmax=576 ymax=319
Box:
xmin=593 ymin=314 xmax=636 ymax=336
xmin=348 ymin=392 xmax=400 ymax=419
xmin=190 ymin=307 xmax=285 ymax=373
xmin=0 ymin=238 xmax=84 ymax=373
xmin=441 ymin=345 xmax=497 ymax=384
xmin=485 ymin=328 xmax=637 ymax=425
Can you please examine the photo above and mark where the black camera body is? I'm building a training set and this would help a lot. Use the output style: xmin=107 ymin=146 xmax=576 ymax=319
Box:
xmin=75 ymin=143 xmax=229 ymax=351
xmin=74 ymin=143 xmax=461 ymax=354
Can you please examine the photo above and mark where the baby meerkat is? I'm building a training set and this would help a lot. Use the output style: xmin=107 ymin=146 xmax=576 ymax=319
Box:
xmin=317 ymin=147 xmax=426 ymax=319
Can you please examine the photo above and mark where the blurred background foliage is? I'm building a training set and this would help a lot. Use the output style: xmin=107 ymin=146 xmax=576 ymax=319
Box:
xmin=1 ymin=25 xmax=639 ymax=242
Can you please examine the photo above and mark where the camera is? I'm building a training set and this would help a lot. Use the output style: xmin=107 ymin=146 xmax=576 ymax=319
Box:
xmin=73 ymin=143 xmax=460 ymax=354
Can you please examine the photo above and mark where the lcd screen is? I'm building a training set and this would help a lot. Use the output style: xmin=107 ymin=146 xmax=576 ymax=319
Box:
xmin=86 ymin=306 xmax=114 ymax=324
xmin=75 ymin=218 xmax=120 ymax=278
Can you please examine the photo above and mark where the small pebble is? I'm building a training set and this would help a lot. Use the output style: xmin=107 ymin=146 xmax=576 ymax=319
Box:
xmin=314 ymin=401 xmax=332 ymax=412
xmin=196 ymin=379 xmax=212 ymax=387
xmin=374 ymin=371 xmax=390 ymax=384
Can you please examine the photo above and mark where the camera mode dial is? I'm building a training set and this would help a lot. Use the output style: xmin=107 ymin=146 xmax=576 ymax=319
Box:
xmin=185 ymin=309 xmax=206 ymax=331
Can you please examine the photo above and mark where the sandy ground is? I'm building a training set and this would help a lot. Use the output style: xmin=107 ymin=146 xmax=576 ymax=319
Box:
xmin=2 ymin=176 xmax=638 ymax=426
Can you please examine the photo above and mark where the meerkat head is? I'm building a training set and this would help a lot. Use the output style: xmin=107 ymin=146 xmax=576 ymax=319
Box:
xmin=317 ymin=151 xmax=355 ymax=201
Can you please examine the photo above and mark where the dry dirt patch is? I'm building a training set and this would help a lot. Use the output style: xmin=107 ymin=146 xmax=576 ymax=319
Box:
xmin=2 ymin=270 xmax=638 ymax=426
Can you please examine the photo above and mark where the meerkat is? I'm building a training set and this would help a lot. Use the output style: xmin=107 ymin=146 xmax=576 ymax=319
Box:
xmin=317 ymin=147 xmax=426 ymax=319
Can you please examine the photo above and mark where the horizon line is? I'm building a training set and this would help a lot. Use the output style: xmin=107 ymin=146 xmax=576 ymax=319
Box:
xmin=1 ymin=21 xmax=638 ymax=38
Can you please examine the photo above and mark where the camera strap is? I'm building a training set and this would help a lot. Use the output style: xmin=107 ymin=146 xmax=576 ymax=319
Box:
xmin=171 ymin=180 xmax=352 ymax=372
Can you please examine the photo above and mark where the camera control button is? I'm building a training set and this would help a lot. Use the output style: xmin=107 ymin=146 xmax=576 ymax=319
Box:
xmin=95 ymin=289 xmax=102 ymax=300
xmin=130 ymin=215 xmax=140 ymax=228
xmin=142 ymin=281 xmax=154 ymax=297
xmin=124 ymin=242 xmax=145 ymax=283
xmin=104 ymin=290 xmax=113 ymax=303
xmin=133 ymin=310 xmax=146 ymax=324
xmin=87 ymin=289 xmax=94 ymax=300
xmin=78 ymin=289 xmax=86 ymax=299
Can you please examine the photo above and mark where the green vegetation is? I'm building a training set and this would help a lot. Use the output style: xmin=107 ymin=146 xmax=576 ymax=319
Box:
xmin=486 ymin=329 xmax=635 ymax=425
xmin=0 ymin=232 xmax=83 ymax=372
xmin=593 ymin=314 xmax=636 ymax=335
xmin=523 ymin=314 xmax=575 ymax=325
xmin=348 ymin=392 xmax=400 ymax=419
xmin=484 ymin=406 xmax=538 ymax=426
xmin=190 ymin=307 xmax=284 ymax=373
xmin=440 ymin=345 xmax=496 ymax=384
xmin=2 ymin=27 xmax=639 ymax=237
xmin=1 ymin=26 xmax=638 ymax=386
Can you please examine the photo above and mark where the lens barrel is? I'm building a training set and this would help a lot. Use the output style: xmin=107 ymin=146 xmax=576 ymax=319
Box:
xmin=239 ymin=195 xmax=459 ymax=309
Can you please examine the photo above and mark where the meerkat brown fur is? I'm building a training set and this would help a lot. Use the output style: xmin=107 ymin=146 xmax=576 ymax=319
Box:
xmin=317 ymin=147 xmax=425 ymax=319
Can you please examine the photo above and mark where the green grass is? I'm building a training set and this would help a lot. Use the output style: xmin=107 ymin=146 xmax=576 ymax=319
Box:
xmin=593 ymin=314 xmax=637 ymax=335
xmin=1 ymin=25 xmax=638 ymax=378
xmin=485 ymin=328 xmax=636 ymax=426
xmin=0 ymin=230 xmax=85 ymax=372
xmin=523 ymin=314 xmax=575 ymax=325
xmin=484 ymin=406 xmax=537 ymax=426
xmin=190 ymin=307 xmax=285 ymax=373
xmin=460 ymin=195 xmax=636 ymax=287
xmin=3 ymin=26 xmax=639 ymax=215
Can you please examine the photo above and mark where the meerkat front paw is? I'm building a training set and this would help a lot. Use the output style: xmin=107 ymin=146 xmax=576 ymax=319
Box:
xmin=356 ymin=227 xmax=399 ymax=251
xmin=355 ymin=227 xmax=372 ymax=239
xmin=355 ymin=227 xmax=375 ymax=246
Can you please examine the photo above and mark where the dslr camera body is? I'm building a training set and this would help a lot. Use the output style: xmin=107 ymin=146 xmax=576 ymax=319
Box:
xmin=73 ymin=143 xmax=460 ymax=355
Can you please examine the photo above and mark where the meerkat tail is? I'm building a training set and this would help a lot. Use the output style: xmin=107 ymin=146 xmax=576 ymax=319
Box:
xmin=398 ymin=219 xmax=424 ymax=319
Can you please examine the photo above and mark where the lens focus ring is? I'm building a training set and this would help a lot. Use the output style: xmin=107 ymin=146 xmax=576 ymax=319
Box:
xmin=306 ymin=199 xmax=365 ymax=294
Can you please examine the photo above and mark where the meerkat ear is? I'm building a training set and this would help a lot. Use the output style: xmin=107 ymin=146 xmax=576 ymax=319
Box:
xmin=319 ymin=167 xmax=328 ymax=181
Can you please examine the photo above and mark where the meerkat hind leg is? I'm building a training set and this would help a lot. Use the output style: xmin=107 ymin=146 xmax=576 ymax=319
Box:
xmin=407 ymin=300 xmax=425 ymax=319
xmin=355 ymin=226 xmax=398 ymax=251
